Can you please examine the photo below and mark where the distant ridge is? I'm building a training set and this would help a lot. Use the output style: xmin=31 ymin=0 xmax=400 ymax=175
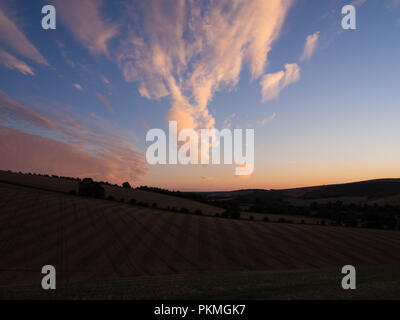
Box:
xmin=201 ymin=178 xmax=400 ymax=203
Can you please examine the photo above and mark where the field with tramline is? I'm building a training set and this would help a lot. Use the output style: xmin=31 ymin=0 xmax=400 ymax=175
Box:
xmin=1 ymin=181 xmax=400 ymax=299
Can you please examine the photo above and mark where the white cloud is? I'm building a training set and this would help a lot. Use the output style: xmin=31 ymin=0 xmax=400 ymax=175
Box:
xmin=301 ymin=31 xmax=320 ymax=62
xmin=259 ymin=113 xmax=276 ymax=126
xmin=260 ymin=63 xmax=300 ymax=102
xmin=73 ymin=83 xmax=83 ymax=91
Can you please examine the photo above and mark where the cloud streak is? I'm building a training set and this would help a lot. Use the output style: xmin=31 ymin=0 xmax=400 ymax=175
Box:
xmin=96 ymin=93 xmax=114 ymax=113
xmin=0 ymin=7 xmax=48 ymax=65
xmin=301 ymin=31 xmax=320 ymax=62
xmin=51 ymin=0 xmax=294 ymax=132
xmin=0 ymin=90 xmax=146 ymax=184
xmin=116 ymin=0 xmax=294 ymax=131
xmin=260 ymin=63 xmax=300 ymax=102
xmin=0 ymin=89 xmax=57 ymax=129
xmin=259 ymin=113 xmax=276 ymax=126
xmin=52 ymin=0 xmax=119 ymax=56
xmin=73 ymin=83 xmax=83 ymax=91
xmin=0 ymin=47 xmax=34 ymax=75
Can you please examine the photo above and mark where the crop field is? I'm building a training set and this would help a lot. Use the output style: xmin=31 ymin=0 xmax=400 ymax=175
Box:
xmin=0 ymin=170 xmax=224 ymax=215
xmin=1 ymin=181 xmax=400 ymax=298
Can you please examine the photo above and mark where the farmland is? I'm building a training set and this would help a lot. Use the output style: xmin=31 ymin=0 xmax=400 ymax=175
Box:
xmin=0 ymin=170 xmax=224 ymax=216
xmin=1 ymin=180 xmax=400 ymax=299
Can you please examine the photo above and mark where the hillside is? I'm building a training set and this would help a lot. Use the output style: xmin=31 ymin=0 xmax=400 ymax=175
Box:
xmin=0 ymin=170 xmax=224 ymax=216
xmin=202 ymin=179 xmax=400 ymax=205
xmin=1 ymin=181 xmax=400 ymax=290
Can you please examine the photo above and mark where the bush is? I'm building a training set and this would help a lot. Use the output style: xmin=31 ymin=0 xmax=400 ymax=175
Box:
xmin=249 ymin=216 xmax=254 ymax=221
xmin=130 ymin=198 xmax=137 ymax=205
xmin=69 ymin=190 xmax=76 ymax=195
xmin=194 ymin=209 xmax=203 ymax=215
xmin=152 ymin=202 xmax=158 ymax=208
xmin=263 ymin=217 xmax=270 ymax=222
xmin=79 ymin=178 xmax=105 ymax=199
xmin=120 ymin=198 xmax=125 ymax=203
xmin=108 ymin=195 xmax=116 ymax=201
xmin=180 ymin=207 xmax=189 ymax=213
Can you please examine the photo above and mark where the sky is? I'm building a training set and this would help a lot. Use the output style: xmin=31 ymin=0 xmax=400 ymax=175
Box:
xmin=0 ymin=0 xmax=400 ymax=191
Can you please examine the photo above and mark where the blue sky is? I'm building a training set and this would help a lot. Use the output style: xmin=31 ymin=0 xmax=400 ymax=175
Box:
xmin=0 ymin=0 xmax=399 ymax=190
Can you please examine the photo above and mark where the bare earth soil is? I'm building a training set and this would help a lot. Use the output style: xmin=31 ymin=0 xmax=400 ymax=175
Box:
xmin=0 ymin=182 xmax=400 ymax=299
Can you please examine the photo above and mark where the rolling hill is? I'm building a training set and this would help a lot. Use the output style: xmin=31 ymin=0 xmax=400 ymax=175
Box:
xmin=202 ymin=179 xmax=400 ymax=205
xmin=1 ymin=171 xmax=400 ymax=299
xmin=1 ymin=181 xmax=400 ymax=299
xmin=0 ymin=170 xmax=224 ymax=215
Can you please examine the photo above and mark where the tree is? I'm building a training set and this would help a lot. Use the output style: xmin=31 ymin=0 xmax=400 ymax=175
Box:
xmin=122 ymin=182 xmax=131 ymax=189
xmin=79 ymin=178 xmax=105 ymax=199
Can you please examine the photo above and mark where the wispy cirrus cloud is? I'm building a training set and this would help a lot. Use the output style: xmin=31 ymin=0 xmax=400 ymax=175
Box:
xmin=100 ymin=74 xmax=111 ymax=88
xmin=222 ymin=114 xmax=236 ymax=129
xmin=260 ymin=63 xmax=300 ymax=102
xmin=96 ymin=93 xmax=114 ymax=113
xmin=0 ymin=89 xmax=57 ymax=130
xmin=351 ymin=0 xmax=368 ymax=7
xmin=259 ymin=113 xmax=276 ymax=126
xmin=51 ymin=0 xmax=119 ymax=56
xmin=0 ymin=47 xmax=34 ymax=75
xmin=73 ymin=83 xmax=83 ymax=92
xmin=116 ymin=0 xmax=294 ymax=131
xmin=300 ymin=31 xmax=320 ymax=62
xmin=52 ymin=0 xmax=294 ymax=131
xmin=0 ymin=90 xmax=146 ymax=184
xmin=0 ymin=7 xmax=48 ymax=65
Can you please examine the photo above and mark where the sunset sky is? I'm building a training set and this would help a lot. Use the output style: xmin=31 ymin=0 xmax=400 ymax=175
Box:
xmin=0 ymin=0 xmax=400 ymax=191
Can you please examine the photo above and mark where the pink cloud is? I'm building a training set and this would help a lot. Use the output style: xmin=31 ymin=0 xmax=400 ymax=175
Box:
xmin=0 ymin=89 xmax=57 ymax=130
xmin=260 ymin=63 xmax=300 ymax=102
xmin=52 ymin=0 xmax=118 ymax=56
xmin=117 ymin=0 xmax=294 ymax=131
xmin=96 ymin=93 xmax=114 ymax=113
xmin=0 ymin=91 xmax=146 ymax=185
xmin=0 ymin=7 xmax=48 ymax=65
xmin=0 ymin=125 xmax=145 ymax=183
xmin=300 ymin=31 xmax=320 ymax=62
xmin=0 ymin=47 xmax=34 ymax=75
xmin=72 ymin=83 xmax=83 ymax=91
